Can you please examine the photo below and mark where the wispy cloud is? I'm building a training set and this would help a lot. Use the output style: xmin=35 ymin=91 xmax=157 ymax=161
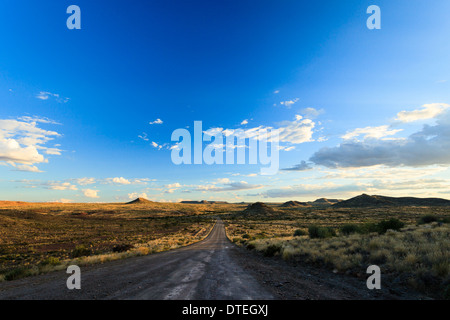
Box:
xmin=283 ymin=160 xmax=313 ymax=171
xmin=75 ymin=177 xmax=96 ymax=185
xmin=300 ymin=107 xmax=324 ymax=119
xmin=342 ymin=125 xmax=402 ymax=140
xmin=194 ymin=180 xmax=264 ymax=192
xmin=138 ymin=132 xmax=149 ymax=141
xmin=18 ymin=116 xmax=61 ymax=125
xmin=151 ymin=141 xmax=164 ymax=150
xmin=104 ymin=177 xmax=153 ymax=185
xmin=207 ymin=115 xmax=316 ymax=146
xmin=395 ymin=103 xmax=449 ymax=123
xmin=36 ymin=91 xmax=69 ymax=103
xmin=149 ymin=118 xmax=163 ymax=125
xmin=279 ymin=98 xmax=299 ymax=108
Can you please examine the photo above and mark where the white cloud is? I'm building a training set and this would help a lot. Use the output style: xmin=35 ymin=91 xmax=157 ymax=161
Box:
xmin=46 ymin=181 xmax=78 ymax=191
xmin=11 ymin=179 xmax=77 ymax=190
xmin=111 ymin=177 xmax=131 ymax=185
xmin=53 ymin=198 xmax=74 ymax=203
xmin=310 ymin=105 xmax=450 ymax=168
xmin=0 ymin=118 xmax=61 ymax=171
xmin=83 ymin=189 xmax=99 ymax=198
xmin=395 ymin=103 xmax=450 ymax=123
xmin=256 ymin=182 xmax=359 ymax=198
xmin=128 ymin=192 xmax=148 ymax=200
xmin=277 ymin=118 xmax=315 ymax=144
xmin=301 ymin=107 xmax=324 ymax=119
xmin=36 ymin=91 xmax=69 ymax=103
xmin=342 ymin=125 xmax=403 ymax=140
xmin=151 ymin=141 xmax=163 ymax=150
xmin=166 ymin=182 xmax=182 ymax=188
xmin=279 ymin=146 xmax=295 ymax=151
xmin=207 ymin=115 xmax=316 ymax=146
xmin=240 ymin=119 xmax=249 ymax=125
xmin=18 ymin=116 xmax=61 ymax=125
xmin=279 ymin=98 xmax=299 ymax=108
xmin=149 ymin=118 xmax=163 ymax=125
xmin=8 ymin=162 xmax=43 ymax=172
xmin=75 ymin=177 xmax=96 ymax=185
xmin=318 ymin=165 xmax=447 ymax=180
xmin=255 ymin=177 xmax=450 ymax=199
xmin=215 ymin=178 xmax=231 ymax=184
xmin=138 ymin=132 xmax=149 ymax=141
xmin=103 ymin=177 xmax=151 ymax=185
xmin=194 ymin=180 xmax=264 ymax=192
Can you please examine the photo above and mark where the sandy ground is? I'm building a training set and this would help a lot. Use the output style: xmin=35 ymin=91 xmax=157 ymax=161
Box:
xmin=0 ymin=220 xmax=427 ymax=300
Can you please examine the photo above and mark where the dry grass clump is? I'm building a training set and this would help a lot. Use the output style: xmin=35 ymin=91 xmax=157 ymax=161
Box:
xmin=0 ymin=202 xmax=220 ymax=282
xmin=245 ymin=223 xmax=449 ymax=298
xmin=0 ymin=223 xmax=214 ymax=282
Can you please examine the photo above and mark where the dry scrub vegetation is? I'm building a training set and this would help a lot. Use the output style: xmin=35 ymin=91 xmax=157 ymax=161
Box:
xmin=223 ymin=205 xmax=450 ymax=299
xmin=2 ymin=200 xmax=449 ymax=299
xmin=0 ymin=201 xmax=236 ymax=281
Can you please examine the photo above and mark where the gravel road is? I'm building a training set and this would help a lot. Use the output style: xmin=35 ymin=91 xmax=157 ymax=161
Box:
xmin=0 ymin=219 xmax=427 ymax=300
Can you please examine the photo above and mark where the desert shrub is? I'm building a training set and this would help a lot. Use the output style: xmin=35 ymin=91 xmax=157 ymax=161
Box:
xmin=418 ymin=215 xmax=449 ymax=225
xmin=308 ymin=225 xmax=320 ymax=238
xmin=112 ymin=244 xmax=134 ymax=253
xmin=377 ymin=218 xmax=404 ymax=234
xmin=246 ymin=243 xmax=255 ymax=250
xmin=293 ymin=229 xmax=307 ymax=237
xmin=40 ymin=256 xmax=60 ymax=266
xmin=340 ymin=224 xmax=360 ymax=235
xmin=443 ymin=284 xmax=450 ymax=300
xmin=3 ymin=268 xmax=30 ymax=281
xmin=72 ymin=245 xmax=91 ymax=258
xmin=358 ymin=222 xmax=379 ymax=234
xmin=263 ymin=244 xmax=281 ymax=257
xmin=308 ymin=225 xmax=336 ymax=239
xmin=136 ymin=247 xmax=149 ymax=255
xmin=418 ymin=215 xmax=439 ymax=225
xmin=242 ymin=234 xmax=251 ymax=239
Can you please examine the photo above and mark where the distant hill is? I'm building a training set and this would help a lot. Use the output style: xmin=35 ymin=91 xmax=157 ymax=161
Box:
xmin=243 ymin=202 xmax=275 ymax=215
xmin=333 ymin=194 xmax=450 ymax=208
xmin=126 ymin=198 xmax=153 ymax=205
xmin=280 ymin=201 xmax=310 ymax=207
xmin=0 ymin=201 xmax=33 ymax=206
xmin=309 ymin=198 xmax=341 ymax=206
xmin=180 ymin=200 xmax=228 ymax=204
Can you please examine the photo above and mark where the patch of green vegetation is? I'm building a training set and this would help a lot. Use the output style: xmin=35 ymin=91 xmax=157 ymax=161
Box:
xmin=308 ymin=225 xmax=336 ymax=239
xmin=293 ymin=229 xmax=307 ymax=237
xmin=71 ymin=245 xmax=92 ymax=258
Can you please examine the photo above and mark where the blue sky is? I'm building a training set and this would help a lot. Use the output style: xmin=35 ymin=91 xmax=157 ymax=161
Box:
xmin=1 ymin=0 xmax=450 ymax=203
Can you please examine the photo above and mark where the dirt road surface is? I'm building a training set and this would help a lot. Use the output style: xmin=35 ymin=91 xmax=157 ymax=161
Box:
xmin=0 ymin=220 xmax=426 ymax=300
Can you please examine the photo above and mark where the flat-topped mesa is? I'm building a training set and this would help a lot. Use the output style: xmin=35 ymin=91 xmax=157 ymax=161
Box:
xmin=126 ymin=197 xmax=153 ymax=205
